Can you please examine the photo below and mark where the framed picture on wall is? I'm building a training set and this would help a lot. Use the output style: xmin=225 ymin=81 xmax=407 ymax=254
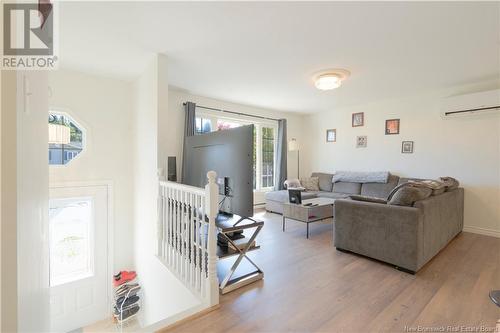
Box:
xmin=385 ymin=119 xmax=400 ymax=135
xmin=356 ymin=135 xmax=367 ymax=148
xmin=402 ymin=141 xmax=414 ymax=153
xmin=352 ymin=112 xmax=364 ymax=127
xmin=326 ymin=129 xmax=336 ymax=142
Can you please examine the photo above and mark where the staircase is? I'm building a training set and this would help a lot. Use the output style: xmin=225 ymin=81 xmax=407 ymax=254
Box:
xmin=157 ymin=171 xmax=219 ymax=310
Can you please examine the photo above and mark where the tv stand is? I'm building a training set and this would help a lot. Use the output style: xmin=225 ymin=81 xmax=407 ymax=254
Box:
xmin=215 ymin=213 xmax=258 ymax=227
xmin=233 ymin=216 xmax=259 ymax=227
xmin=216 ymin=214 xmax=264 ymax=294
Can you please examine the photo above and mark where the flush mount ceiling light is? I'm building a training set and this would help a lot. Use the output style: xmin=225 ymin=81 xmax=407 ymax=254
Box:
xmin=314 ymin=69 xmax=350 ymax=91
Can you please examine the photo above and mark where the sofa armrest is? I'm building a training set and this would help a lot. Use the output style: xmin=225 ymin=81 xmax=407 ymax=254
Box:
xmin=413 ymin=188 xmax=464 ymax=264
xmin=334 ymin=199 xmax=423 ymax=271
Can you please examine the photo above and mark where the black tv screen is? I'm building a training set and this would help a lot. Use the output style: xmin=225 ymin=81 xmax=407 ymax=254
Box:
xmin=182 ymin=125 xmax=254 ymax=218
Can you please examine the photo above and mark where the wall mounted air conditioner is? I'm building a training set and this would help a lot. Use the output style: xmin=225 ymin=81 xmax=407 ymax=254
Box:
xmin=441 ymin=89 xmax=500 ymax=118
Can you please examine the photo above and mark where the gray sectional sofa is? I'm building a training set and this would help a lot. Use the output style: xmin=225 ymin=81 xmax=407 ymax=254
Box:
xmin=265 ymin=172 xmax=399 ymax=214
xmin=265 ymin=172 xmax=464 ymax=273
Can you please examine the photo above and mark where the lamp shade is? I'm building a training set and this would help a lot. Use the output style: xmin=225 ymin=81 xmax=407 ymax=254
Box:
xmin=48 ymin=124 xmax=71 ymax=145
xmin=288 ymin=139 xmax=299 ymax=151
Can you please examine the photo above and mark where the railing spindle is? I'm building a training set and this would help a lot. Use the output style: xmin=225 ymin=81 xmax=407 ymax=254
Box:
xmin=157 ymin=172 xmax=219 ymax=306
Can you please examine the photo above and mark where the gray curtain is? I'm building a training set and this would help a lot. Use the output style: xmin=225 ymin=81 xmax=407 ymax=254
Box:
xmin=181 ymin=102 xmax=196 ymax=183
xmin=275 ymin=119 xmax=287 ymax=190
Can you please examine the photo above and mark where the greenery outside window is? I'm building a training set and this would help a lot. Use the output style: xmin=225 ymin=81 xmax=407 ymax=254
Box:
xmin=261 ymin=127 xmax=275 ymax=188
xmin=49 ymin=112 xmax=85 ymax=165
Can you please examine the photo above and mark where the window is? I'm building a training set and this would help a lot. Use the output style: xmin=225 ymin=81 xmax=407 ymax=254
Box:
xmin=261 ymin=127 xmax=275 ymax=188
xmin=253 ymin=126 xmax=257 ymax=190
xmin=49 ymin=112 xmax=85 ymax=165
xmin=195 ymin=117 xmax=212 ymax=134
xmin=49 ymin=197 xmax=94 ymax=286
xmin=216 ymin=119 xmax=241 ymax=131
xmin=195 ymin=111 xmax=277 ymax=191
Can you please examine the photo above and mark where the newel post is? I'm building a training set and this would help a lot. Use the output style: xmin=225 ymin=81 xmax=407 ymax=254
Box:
xmin=205 ymin=171 xmax=220 ymax=306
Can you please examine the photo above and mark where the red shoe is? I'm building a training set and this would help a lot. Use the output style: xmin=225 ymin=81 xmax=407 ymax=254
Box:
xmin=113 ymin=270 xmax=135 ymax=280
xmin=113 ymin=271 xmax=137 ymax=287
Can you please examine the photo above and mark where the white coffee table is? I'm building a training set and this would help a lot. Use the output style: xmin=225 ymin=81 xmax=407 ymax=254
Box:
xmin=282 ymin=197 xmax=336 ymax=239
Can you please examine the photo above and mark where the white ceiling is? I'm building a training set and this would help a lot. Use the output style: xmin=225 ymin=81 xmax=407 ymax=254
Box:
xmin=59 ymin=1 xmax=500 ymax=113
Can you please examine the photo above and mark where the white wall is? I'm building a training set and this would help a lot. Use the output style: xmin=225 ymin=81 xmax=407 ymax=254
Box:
xmin=168 ymin=88 xmax=307 ymax=204
xmin=48 ymin=69 xmax=135 ymax=270
xmin=17 ymin=71 xmax=51 ymax=332
xmin=1 ymin=70 xmax=50 ymax=331
xmin=1 ymin=70 xmax=18 ymax=333
xmin=132 ymin=55 xmax=200 ymax=328
xmin=303 ymin=81 xmax=500 ymax=236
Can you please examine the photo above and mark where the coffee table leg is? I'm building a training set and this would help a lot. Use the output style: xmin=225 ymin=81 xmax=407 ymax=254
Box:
xmin=282 ymin=216 xmax=285 ymax=232
xmin=306 ymin=223 xmax=309 ymax=239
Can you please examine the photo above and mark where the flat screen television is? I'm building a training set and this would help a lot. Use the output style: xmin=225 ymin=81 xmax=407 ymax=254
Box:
xmin=182 ymin=125 xmax=254 ymax=218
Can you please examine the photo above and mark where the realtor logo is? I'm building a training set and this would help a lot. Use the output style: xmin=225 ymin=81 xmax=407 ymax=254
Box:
xmin=2 ymin=2 xmax=58 ymax=69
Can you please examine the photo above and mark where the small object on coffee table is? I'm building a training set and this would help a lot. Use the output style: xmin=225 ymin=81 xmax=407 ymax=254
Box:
xmin=288 ymin=189 xmax=302 ymax=204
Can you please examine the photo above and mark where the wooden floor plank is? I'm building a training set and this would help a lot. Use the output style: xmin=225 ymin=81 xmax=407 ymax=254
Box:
xmin=161 ymin=210 xmax=500 ymax=333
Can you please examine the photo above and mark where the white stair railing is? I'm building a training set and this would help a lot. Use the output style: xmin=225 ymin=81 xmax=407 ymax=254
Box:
xmin=157 ymin=171 xmax=219 ymax=307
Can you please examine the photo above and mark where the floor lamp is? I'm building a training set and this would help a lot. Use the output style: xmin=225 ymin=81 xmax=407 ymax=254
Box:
xmin=288 ymin=138 xmax=300 ymax=178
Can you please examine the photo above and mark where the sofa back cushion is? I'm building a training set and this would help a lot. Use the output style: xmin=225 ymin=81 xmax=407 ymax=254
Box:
xmin=333 ymin=182 xmax=361 ymax=195
xmin=360 ymin=174 xmax=400 ymax=199
xmin=311 ymin=172 xmax=334 ymax=192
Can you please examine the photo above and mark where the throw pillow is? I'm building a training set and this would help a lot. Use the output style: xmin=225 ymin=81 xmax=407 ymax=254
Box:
xmin=388 ymin=185 xmax=432 ymax=206
xmin=439 ymin=177 xmax=459 ymax=191
xmin=408 ymin=179 xmax=446 ymax=196
xmin=284 ymin=178 xmax=301 ymax=189
xmin=350 ymin=195 xmax=388 ymax=204
xmin=300 ymin=177 xmax=320 ymax=191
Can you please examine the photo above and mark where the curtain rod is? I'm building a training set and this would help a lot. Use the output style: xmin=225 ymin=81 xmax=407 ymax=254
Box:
xmin=444 ymin=105 xmax=500 ymax=116
xmin=184 ymin=102 xmax=280 ymax=122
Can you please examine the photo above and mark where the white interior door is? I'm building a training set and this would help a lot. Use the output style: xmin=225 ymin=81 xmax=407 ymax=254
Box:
xmin=49 ymin=185 xmax=110 ymax=332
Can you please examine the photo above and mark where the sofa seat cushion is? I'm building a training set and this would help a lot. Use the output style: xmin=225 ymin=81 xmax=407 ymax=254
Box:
xmin=350 ymin=195 xmax=388 ymax=204
xmin=333 ymin=182 xmax=361 ymax=195
xmin=311 ymin=172 xmax=334 ymax=192
xmin=265 ymin=190 xmax=319 ymax=203
xmin=361 ymin=174 xmax=400 ymax=199
xmin=316 ymin=192 xmax=350 ymax=199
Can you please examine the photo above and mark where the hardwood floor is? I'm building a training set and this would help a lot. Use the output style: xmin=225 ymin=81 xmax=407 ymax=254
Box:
xmin=162 ymin=209 xmax=500 ymax=333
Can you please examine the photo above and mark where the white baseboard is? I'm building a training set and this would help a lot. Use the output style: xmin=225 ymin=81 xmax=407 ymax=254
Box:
xmin=463 ymin=225 xmax=500 ymax=238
